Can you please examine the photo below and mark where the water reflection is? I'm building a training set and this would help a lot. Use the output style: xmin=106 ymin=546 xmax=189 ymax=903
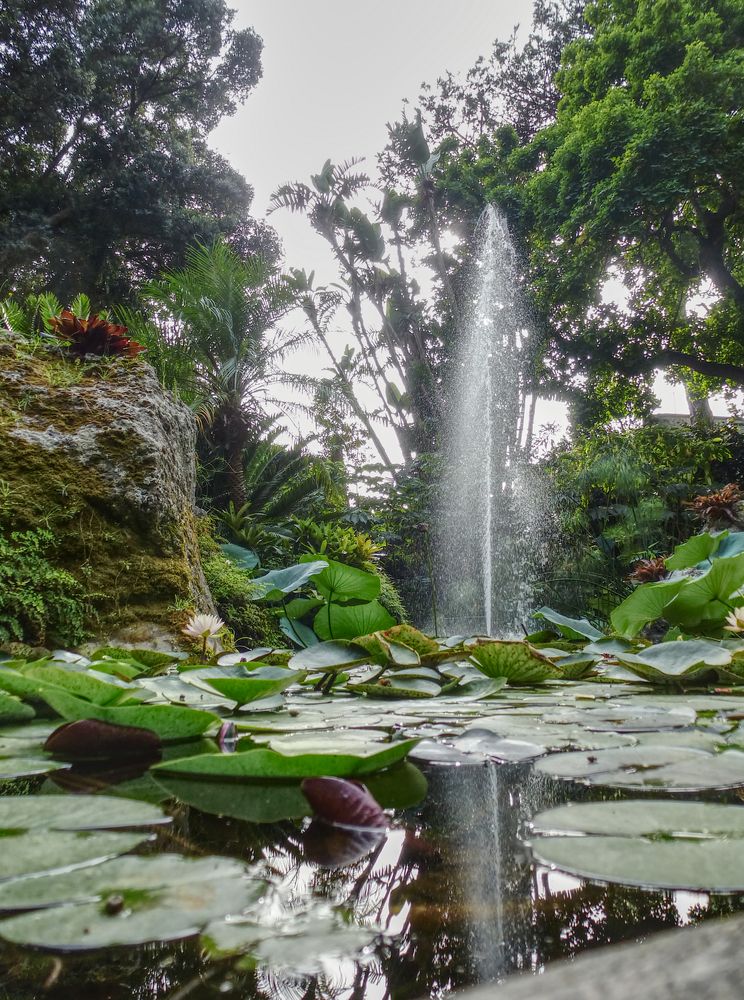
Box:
xmin=1 ymin=760 xmax=743 ymax=1000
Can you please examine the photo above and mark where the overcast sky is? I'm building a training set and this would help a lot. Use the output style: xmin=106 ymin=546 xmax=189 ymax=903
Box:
xmin=208 ymin=1 xmax=698 ymax=448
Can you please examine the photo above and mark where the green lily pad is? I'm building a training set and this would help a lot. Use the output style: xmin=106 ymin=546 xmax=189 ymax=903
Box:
xmin=470 ymin=641 xmax=558 ymax=684
xmin=0 ymin=830 xmax=150 ymax=882
xmin=610 ymin=577 xmax=685 ymax=639
xmin=252 ymin=560 xmax=329 ymax=601
xmin=534 ymin=745 xmax=744 ymax=791
xmin=153 ymin=738 xmax=419 ymax=780
xmin=0 ymin=795 xmax=169 ymax=832
xmin=0 ymin=873 xmax=264 ymax=949
xmin=0 ymin=853 xmax=249 ymax=910
xmin=664 ymin=554 xmax=744 ymax=628
xmin=347 ymin=678 xmax=441 ymax=698
xmin=529 ymin=800 xmax=744 ymax=891
xmin=307 ymin=558 xmax=380 ymax=604
xmin=665 ymin=531 xmax=725 ymax=570
xmin=313 ymin=600 xmax=395 ymax=642
xmin=0 ymin=757 xmax=68 ymax=779
xmin=616 ymin=639 xmax=731 ymax=683
xmin=288 ymin=641 xmax=370 ymax=673
xmin=39 ymin=689 xmax=218 ymax=742
xmin=197 ymin=668 xmax=301 ymax=706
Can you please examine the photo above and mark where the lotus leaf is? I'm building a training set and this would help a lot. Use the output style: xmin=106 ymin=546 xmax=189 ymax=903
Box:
xmin=470 ymin=641 xmax=558 ymax=684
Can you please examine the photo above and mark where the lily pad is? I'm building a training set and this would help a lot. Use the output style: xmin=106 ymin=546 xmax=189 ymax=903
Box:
xmin=470 ymin=641 xmax=558 ymax=684
xmin=153 ymin=739 xmax=419 ymax=780
xmin=313 ymin=601 xmax=395 ymax=641
xmin=0 ymin=794 xmax=169 ymax=832
xmin=529 ymin=800 xmax=744 ymax=891
xmin=615 ymin=639 xmax=731 ymax=683
xmin=0 ymin=873 xmax=264 ymax=949
xmin=534 ymin=745 xmax=744 ymax=791
xmin=0 ymin=692 xmax=34 ymax=723
xmin=288 ymin=641 xmax=370 ymax=673
xmin=0 ymin=830 xmax=150 ymax=882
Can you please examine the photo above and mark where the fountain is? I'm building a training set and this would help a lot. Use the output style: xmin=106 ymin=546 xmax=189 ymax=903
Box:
xmin=436 ymin=205 xmax=545 ymax=636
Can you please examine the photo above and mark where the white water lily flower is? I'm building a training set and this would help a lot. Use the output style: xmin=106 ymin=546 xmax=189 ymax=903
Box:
xmin=724 ymin=607 xmax=744 ymax=634
xmin=182 ymin=613 xmax=225 ymax=643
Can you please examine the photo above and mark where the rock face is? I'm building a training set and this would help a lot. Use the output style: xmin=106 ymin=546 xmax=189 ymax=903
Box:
xmin=0 ymin=337 xmax=215 ymax=639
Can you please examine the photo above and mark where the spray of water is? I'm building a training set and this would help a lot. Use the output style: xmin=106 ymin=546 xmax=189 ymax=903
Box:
xmin=436 ymin=206 xmax=546 ymax=636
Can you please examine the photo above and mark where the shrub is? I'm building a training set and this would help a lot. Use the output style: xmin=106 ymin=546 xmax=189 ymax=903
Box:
xmin=0 ymin=529 xmax=86 ymax=646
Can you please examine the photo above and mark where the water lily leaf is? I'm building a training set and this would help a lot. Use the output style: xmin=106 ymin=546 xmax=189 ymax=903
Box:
xmin=305 ymin=557 xmax=380 ymax=603
xmin=252 ymin=560 xmax=329 ymax=601
xmin=583 ymin=637 xmax=637 ymax=656
xmin=0 ymin=757 xmax=68 ymax=778
xmin=288 ymin=641 xmax=370 ymax=673
xmin=529 ymin=800 xmax=744 ymax=891
xmin=353 ymin=632 xmax=421 ymax=667
xmin=611 ymin=577 xmax=687 ymax=639
xmin=0 ymin=794 xmax=169 ymax=832
xmin=154 ymin=739 xmax=419 ymax=780
xmin=44 ymin=720 xmax=162 ymax=761
xmin=23 ymin=665 xmax=138 ymax=706
xmin=381 ymin=625 xmax=440 ymax=658
xmin=616 ymin=639 xmax=731 ymax=683
xmin=203 ymin=910 xmax=376 ymax=972
xmin=533 ymin=608 xmax=603 ymax=641
xmin=470 ymin=641 xmax=558 ymax=684
xmin=0 ymin=830 xmax=150 ymax=882
xmin=0 ymin=692 xmax=34 ymax=723
xmin=347 ymin=677 xmax=441 ymax=698
xmin=707 ymin=531 xmax=744 ymax=561
xmin=553 ymin=653 xmax=597 ymax=680
xmin=284 ymin=597 xmax=324 ymax=619
xmin=279 ymin=616 xmax=319 ymax=648
xmin=155 ymin=774 xmax=310 ymax=822
xmin=313 ymin=600 xmax=395 ymax=641
xmin=220 ymin=542 xmax=259 ymax=571
xmin=664 ymin=553 xmax=744 ymax=628
xmin=90 ymin=648 xmax=184 ymax=671
xmin=199 ymin=669 xmax=301 ymax=707
xmin=0 ymin=874 xmax=263 ymax=949
xmin=665 ymin=531 xmax=725 ymax=570
xmin=534 ymin=745 xmax=744 ymax=791
xmin=216 ymin=649 xmax=273 ymax=666
xmin=39 ymin=689 xmax=217 ymax=742
xmin=85 ymin=660 xmax=143 ymax=682
xmin=0 ymin=853 xmax=249 ymax=911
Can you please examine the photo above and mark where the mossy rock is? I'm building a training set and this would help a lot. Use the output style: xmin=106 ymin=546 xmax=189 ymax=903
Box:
xmin=0 ymin=340 xmax=215 ymax=641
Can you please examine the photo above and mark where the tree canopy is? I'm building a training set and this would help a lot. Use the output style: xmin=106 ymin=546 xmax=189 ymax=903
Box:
xmin=0 ymin=0 xmax=265 ymax=304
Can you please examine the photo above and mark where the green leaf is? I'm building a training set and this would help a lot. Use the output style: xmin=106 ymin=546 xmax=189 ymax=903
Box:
xmin=39 ymin=689 xmax=217 ymax=742
xmin=220 ymin=543 xmax=259 ymax=570
xmin=0 ymin=692 xmax=34 ymax=723
xmin=279 ymin=617 xmax=319 ymax=648
xmin=529 ymin=800 xmax=744 ymax=892
xmin=0 ymin=830 xmax=150 ymax=882
xmin=534 ymin=745 xmax=744 ymax=791
xmin=198 ymin=668 xmax=301 ymax=706
xmin=283 ymin=597 xmax=323 ymax=619
xmin=610 ymin=577 xmax=686 ymax=638
xmin=313 ymin=600 xmax=395 ymax=641
xmin=288 ymin=641 xmax=370 ymax=673
xmin=304 ymin=557 xmax=380 ymax=603
xmin=664 ymin=553 xmax=744 ymax=628
xmin=252 ymin=560 xmax=328 ymax=601
xmin=533 ymin=607 xmax=603 ymax=640
xmin=0 ymin=794 xmax=168 ymax=831
xmin=23 ymin=665 xmax=137 ymax=706
xmin=616 ymin=639 xmax=731 ymax=682
xmin=470 ymin=640 xmax=558 ymax=684
xmin=153 ymin=739 xmax=419 ymax=779
xmin=665 ymin=531 xmax=725 ymax=570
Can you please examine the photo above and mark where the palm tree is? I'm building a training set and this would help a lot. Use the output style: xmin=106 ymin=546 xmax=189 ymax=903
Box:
xmin=144 ymin=240 xmax=303 ymax=507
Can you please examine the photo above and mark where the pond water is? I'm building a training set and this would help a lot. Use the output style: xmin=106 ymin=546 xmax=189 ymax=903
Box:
xmin=1 ymin=744 xmax=743 ymax=1000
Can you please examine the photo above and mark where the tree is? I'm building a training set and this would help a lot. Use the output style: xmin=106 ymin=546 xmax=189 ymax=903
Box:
xmin=0 ymin=0 xmax=263 ymax=303
xmin=522 ymin=0 xmax=744 ymax=421
xmin=141 ymin=241 xmax=301 ymax=508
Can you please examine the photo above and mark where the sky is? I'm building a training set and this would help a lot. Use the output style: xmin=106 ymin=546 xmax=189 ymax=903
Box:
xmin=208 ymin=1 xmax=726 ymax=453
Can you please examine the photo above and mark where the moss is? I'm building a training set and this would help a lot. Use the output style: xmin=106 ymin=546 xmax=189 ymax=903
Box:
xmin=0 ymin=341 xmax=212 ymax=636
xmin=199 ymin=524 xmax=283 ymax=648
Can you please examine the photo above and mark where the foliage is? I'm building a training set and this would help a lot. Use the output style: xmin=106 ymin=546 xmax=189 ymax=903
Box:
xmin=0 ymin=0 xmax=266 ymax=303
xmin=48 ymin=310 xmax=145 ymax=358
xmin=0 ymin=529 xmax=86 ymax=647
xmin=198 ymin=525 xmax=283 ymax=648
xmin=291 ymin=518 xmax=382 ymax=571
xmin=521 ymin=0 xmax=744 ymax=414
xmin=538 ymin=423 xmax=739 ymax=621
xmin=140 ymin=241 xmax=301 ymax=507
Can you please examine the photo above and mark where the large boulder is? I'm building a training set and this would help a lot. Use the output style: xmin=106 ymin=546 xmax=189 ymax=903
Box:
xmin=0 ymin=336 xmax=215 ymax=644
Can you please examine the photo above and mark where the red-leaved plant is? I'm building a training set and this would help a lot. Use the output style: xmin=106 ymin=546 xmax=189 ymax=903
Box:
xmin=49 ymin=310 xmax=146 ymax=358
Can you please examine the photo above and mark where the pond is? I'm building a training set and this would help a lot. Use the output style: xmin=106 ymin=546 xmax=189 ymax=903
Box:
xmin=2 ymin=640 xmax=744 ymax=1000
